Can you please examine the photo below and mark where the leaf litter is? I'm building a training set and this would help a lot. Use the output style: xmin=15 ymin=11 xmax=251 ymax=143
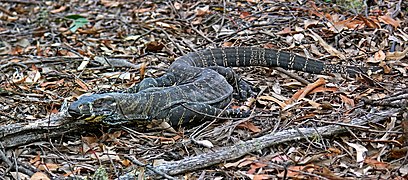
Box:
xmin=0 ymin=0 xmax=407 ymax=179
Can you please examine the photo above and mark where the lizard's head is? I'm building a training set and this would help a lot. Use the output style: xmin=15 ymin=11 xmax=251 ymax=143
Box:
xmin=68 ymin=94 xmax=118 ymax=123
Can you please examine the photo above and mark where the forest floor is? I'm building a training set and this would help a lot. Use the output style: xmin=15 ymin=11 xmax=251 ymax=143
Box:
xmin=0 ymin=0 xmax=407 ymax=179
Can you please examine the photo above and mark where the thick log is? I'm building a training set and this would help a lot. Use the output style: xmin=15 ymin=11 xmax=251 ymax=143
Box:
xmin=118 ymin=108 xmax=402 ymax=179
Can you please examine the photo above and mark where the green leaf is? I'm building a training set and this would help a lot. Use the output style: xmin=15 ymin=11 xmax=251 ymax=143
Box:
xmin=66 ymin=14 xmax=88 ymax=32
xmin=92 ymin=166 xmax=109 ymax=180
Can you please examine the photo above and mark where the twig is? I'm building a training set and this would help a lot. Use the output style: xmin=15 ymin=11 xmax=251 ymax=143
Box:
xmin=0 ymin=143 xmax=35 ymax=176
xmin=0 ymin=0 xmax=40 ymax=4
xmin=123 ymin=155 xmax=177 ymax=180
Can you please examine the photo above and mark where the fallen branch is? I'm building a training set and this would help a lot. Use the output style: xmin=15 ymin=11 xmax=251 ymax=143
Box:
xmin=0 ymin=112 xmax=88 ymax=148
xmin=118 ymin=108 xmax=401 ymax=179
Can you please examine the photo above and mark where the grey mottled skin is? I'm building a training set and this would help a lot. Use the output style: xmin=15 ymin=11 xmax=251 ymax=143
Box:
xmin=68 ymin=47 xmax=368 ymax=126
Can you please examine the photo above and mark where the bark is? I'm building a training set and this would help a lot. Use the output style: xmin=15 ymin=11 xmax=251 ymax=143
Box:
xmin=118 ymin=108 xmax=401 ymax=179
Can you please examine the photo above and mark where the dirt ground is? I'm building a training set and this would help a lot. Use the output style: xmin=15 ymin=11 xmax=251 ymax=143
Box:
xmin=0 ymin=0 xmax=407 ymax=179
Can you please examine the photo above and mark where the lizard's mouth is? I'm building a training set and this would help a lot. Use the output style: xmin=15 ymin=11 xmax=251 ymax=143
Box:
xmin=68 ymin=103 xmax=115 ymax=121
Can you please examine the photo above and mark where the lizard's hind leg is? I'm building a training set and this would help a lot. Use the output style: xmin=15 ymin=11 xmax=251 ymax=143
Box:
xmin=128 ymin=73 xmax=177 ymax=92
xmin=208 ymin=66 xmax=258 ymax=100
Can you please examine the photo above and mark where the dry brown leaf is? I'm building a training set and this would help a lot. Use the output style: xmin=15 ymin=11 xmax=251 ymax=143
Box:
xmin=359 ymin=15 xmax=380 ymax=29
xmin=196 ymin=5 xmax=210 ymax=16
xmin=247 ymin=162 xmax=267 ymax=174
xmin=253 ymin=174 xmax=271 ymax=180
xmin=133 ymin=8 xmax=153 ymax=13
xmin=258 ymin=95 xmax=287 ymax=108
xmin=40 ymin=79 xmax=64 ymax=87
xmin=50 ymin=6 xmax=67 ymax=13
xmin=155 ymin=22 xmax=177 ymax=29
xmin=328 ymin=147 xmax=342 ymax=154
xmin=30 ymin=154 xmax=41 ymax=164
xmin=339 ymin=94 xmax=355 ymax=107
xmin=303 ymin=19 xmax=319 ymax=29
xmin=238 ymin=159 xmax=256 ymax=168
xmin=50 ymin=108 xmax=59 ymax=114
xmin=401 ymin=115 xmax=408 ymax=145
xmin=237 ymin=121 xmax=261 ymax=133
xmin=78 ymin=27 xmax=100 ymax=35
xmin=121 ymin=159 xmax=132 ymax=167
xmin=276 ymin=27 xmax=292 ymax=35
xmin=389 ymin=147 xmax=408 ymax=159
xmin=308 ymin=30 xmax=346 ymax=60
xmin=303 ymin=98 xmax=321 ymax=108
xmin=101 ymin=0 xmax=120 ymax=7
xmin=224 ymin=158 xmax=247 ymax=168
xmin=308 ymin=86 xmax=338 ymax=94
xmin=277 ymin=165 xmax=313 ymax=178
xmin=364 ymin=158 xmax=390 ymax=169
xmin=367 ymin=50 xmax=386 ymax=63
xmin=146 ymin=41 xmax=164 ymax=52
xmin=319 ymin=166 xmax=345 ymax=180
xmin=378 ymin=15 xmax=401 ymax=28
xmin=38 ymin=163 xmax=60 ymax=171
xmin=30 ymin=172 xmax=50 ymax=180
xmin=74 ymin=78 xmax=89 ymax=91
xmin=292 ymin=77 xmax=326 ymax=101
xmin=270 ymin=154 xmax=289 ymax=163
xmin=386 ymin=47 xmax=408 ymax=60
xmin=240 ymin=11 xmax=251 ymax=19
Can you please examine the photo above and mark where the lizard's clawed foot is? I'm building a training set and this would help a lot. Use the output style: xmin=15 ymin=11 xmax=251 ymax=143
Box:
xmin=233 ymin=80 xmax=259 ymax=100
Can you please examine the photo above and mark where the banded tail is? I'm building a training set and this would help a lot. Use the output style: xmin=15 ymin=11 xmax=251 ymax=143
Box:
xmin=177 ymin=47 xmax=369 ymax=77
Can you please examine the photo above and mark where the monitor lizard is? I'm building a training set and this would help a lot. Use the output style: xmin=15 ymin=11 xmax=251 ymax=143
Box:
xmin=68 ymin=47 xmax=376 ymax=126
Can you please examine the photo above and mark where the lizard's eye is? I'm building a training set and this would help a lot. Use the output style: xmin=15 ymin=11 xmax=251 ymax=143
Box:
xmin=93 ymin=96 xmax=116 ymax=108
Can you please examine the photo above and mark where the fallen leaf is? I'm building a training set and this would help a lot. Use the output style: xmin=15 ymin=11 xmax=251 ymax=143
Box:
xmin=345 ymin=142 xmax=367 ymax=165
xmin=74 ymin=78 xmax=89 ymax=91
xmin=237 ymin=121 xmax=261 ymax=133
xmin=196 ymin=5 xmax=210 ymax=16
xmin=224 ymin=158 xmax=247 ymax=168
xmin=25 ymin=65 xmax=41 ymax=84
xmin=378 ymin=15 xmax=400 ymax=28
xmin=30 ymin=154 xmax=41 ymax=164
xmin=146 ymin=41 xmax=164 ymax=52
xmin=308 ymin=30 xmax=346 ymax=60
xmin=303 ymin=19 xmax=319 ymax=29
xmin=11 ymin=172 xmax=30 ymax=180
xmin=258 ymin=95 xmax=287 ymax=108
xmin=328 ymin=147 xmax=342 ymax=154
xmin=38 ymin=163 xmax=60 ymax=171
xmin=50 ymin=6 xmax=67 ymax=14
xmin=292 ymin=77 xmax=326 ymax=101
xmin=340 ymin=94 xmax=355 ymax=107
xmin=30 ymin=172 xmax=50 ymax=180
xmin=240 ymin=11 xmax=251 ymax=19
xmin=389 ymin=147 xmax=408 ymax=159
xmin=121 ymin=159 xmax=131 ymax=167
xmin=386 ymin=47 xmax=408 ymax=60
xmin=253 ymin=174 xmax=272 ymax=180
xmin=77 ymin=58 xmax=90 ymax=70
xmin=247 ymin=162 xmax=267 ymax=174
xmin=364 ymin=158 xmax=390 ymax=169
xmin=195 ymin=140 xmax=214 ymax=148
xmin=359 ymin=15 xmax=380 ymax=29
xmin=367 ymin=50 xmax=386 ymax=63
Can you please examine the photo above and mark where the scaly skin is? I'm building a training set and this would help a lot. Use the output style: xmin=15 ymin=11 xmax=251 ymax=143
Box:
xmin=69 ymin=47 xmax=375 ymax=126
